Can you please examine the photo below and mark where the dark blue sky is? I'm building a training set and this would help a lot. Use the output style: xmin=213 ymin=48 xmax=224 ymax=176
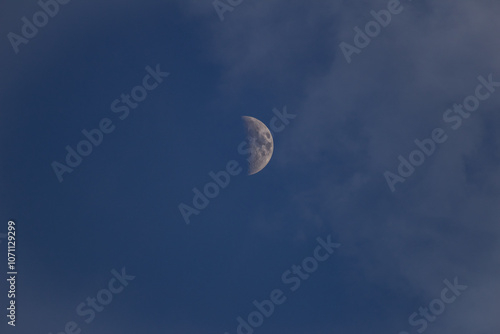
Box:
xmin=1 ymin=0 xmax=500 ymax=333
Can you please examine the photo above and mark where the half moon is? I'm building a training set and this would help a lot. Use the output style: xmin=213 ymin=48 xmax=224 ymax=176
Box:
xmin=242 ymin=116 xmax=274 ymax=175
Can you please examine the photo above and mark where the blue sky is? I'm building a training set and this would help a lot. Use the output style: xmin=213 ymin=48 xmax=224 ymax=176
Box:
xmin=1 ymin=0 xmax=500 ymax=333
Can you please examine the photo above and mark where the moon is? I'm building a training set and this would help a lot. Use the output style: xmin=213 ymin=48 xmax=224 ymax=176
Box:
xmin=242 ymin=116 xmax=274 ymax=175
